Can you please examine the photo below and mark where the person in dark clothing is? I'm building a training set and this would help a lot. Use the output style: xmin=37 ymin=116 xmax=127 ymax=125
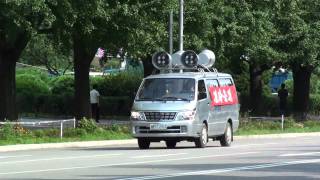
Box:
xmin=278 ymin=83 xmax=288 ymax=115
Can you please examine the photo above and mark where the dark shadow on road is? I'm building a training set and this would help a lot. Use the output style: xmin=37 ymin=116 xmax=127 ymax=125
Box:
xmin=76 ymin=144 xmax=221 ymax=151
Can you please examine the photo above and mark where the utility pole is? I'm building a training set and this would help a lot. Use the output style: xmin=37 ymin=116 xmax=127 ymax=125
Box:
xmin=169 ymin=10 xmax=173 ymax=55
xmin=179 ymin=0 xmax=184 ymax=51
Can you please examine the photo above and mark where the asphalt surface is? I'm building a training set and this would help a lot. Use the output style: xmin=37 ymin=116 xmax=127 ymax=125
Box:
xmin=0 ymin=135 xmax=319 ymax=180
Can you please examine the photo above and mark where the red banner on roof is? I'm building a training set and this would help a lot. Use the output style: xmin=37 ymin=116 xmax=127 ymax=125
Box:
xmin=208 ymin=85 xmax=238 ymax=107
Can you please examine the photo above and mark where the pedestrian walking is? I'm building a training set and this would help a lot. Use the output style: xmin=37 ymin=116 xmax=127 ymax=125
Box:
xmin=90 ymin=85 xmax=100 ymax=122
xmin=278 ymin=83 xmax=288 ymax=116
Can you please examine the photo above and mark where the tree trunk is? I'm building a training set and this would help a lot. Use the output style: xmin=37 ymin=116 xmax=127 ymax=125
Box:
xmin=0 ymin=54 xmax=17 ymax=121
xmin=73 ymin=37 xmax=94 ymax=121
xmin=292 ymin=64 xmax=313 ymax=120
xmin=249 ymin=63 xmax=269 ymax=114
xmin=0 ymin=33 xmax=29 ymax=121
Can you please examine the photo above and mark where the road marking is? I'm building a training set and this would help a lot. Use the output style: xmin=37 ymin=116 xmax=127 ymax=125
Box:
xmin=0 ymin=155 xmax=32 ymax=159
xmin=280 ymin=152 xmax=320 ymax=157
xmin=0 ymin=152 xmax=257 ymax=175
xmin=0 ymin=153 xmax=122 ymax=165
xmin=118 ymin=158 xmax=320 ymax=180
xmin=233 ymin=143 xmax=279 ymax=148
xmin=132 ymin=153 xmax=188 ymax=159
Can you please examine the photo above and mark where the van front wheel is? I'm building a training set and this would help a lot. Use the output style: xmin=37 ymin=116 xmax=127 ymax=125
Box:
xmin=220 ymin=122 xmax=232 ymax=147
xmin=138 ymin=138 xmax=150 ymax=149
xmin=194 ymin=123 xmax=208 ymax=148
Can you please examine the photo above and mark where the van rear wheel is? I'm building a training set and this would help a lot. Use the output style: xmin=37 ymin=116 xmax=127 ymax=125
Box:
xmin=194 ymin=123 xmax=208 ymax=148
xmin=220 ymin=122 xmax=232 ymax=147
xmin=165 ymin=140 xmax=177 ymax=149
xmin=138 ymin=138 xmax=150 ymax=149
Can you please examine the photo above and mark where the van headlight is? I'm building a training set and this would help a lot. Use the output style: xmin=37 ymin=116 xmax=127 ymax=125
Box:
xmin=130 ymin=111 xmax=146 ymax=121
xmin=176 ymin=111 xmax=196 ymax=121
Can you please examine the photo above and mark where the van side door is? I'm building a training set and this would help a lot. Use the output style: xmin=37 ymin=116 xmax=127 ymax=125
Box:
xmin=206 ymin=79 xmax=221 ymax=136
xmin=196 ymin=79 xmax=210 ymax=132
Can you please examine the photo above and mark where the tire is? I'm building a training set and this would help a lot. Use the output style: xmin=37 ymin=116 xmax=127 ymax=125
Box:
xmin=220 ymin=122 xmax=233 ymax=147
xmin=194 ymin=123 xmax=208 ymax=148
xmin=166 ymin=140 xmax=177 ymax=149
xmin=138 ymin=138 xmax=150 ymax=149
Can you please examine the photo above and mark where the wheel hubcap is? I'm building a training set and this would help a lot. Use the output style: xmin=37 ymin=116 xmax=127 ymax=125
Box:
xmin=226 ymin=125 xmax=232 ymax=144
xmin=202 ymin=127 xmax=208 ymax=145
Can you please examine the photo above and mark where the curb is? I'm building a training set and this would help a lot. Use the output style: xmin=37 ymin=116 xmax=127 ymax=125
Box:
xmin=1 ymin=132 xmax=320 ymax=152
xmin=0 ymin=139 xmax=136 ymax=152
xmin=234 ymin=132 xmax=320 ymax=139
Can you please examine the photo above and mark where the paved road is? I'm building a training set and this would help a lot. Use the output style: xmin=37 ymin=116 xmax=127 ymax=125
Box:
xmin=0 ymin=136 xmax=319 ymax=179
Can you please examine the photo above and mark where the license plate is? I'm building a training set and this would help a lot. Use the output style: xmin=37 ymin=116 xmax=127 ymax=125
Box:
xmin=150 ymin=124 xmax=167 ymax=130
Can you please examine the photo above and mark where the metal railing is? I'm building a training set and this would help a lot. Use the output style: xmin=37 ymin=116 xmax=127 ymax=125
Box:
xmin=0 ymin=118 xmax=76 ymax=139
xmin=249 ymin=115 xmax=285 ymax=130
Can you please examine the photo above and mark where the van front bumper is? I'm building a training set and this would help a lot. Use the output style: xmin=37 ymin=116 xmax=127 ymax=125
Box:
xmin=131 ymin=120 xmax=201 ymax=139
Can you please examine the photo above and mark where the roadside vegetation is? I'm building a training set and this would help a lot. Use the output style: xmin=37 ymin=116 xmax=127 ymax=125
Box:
xmin=0 ymin=119 xmax=131 ymax=146
xmin=236 ymin=118 xmax=320 ymax=136
xmin=1 ymin=118 xmax=320 ymax=146
xmin=16 ymin=68 xmax=143 ymax=117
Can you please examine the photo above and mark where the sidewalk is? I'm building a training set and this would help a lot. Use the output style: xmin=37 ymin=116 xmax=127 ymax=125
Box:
xmin=1 ymin=132 xmax=320 ymax=152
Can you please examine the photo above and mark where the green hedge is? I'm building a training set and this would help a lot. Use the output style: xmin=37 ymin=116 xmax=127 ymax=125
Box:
xmin=16 ymin=74 xmax=51 ymax=114
xmin=100 ymin=96 xmax=132 ymax=116
xmin=16 ymin=69 xmax=142 ymax=116
xmin=309 ymin=94 xmax=320 ymax=114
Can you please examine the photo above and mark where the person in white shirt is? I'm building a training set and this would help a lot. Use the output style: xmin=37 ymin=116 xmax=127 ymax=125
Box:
xmin=90 ymin=85 xmax=100 ymax=122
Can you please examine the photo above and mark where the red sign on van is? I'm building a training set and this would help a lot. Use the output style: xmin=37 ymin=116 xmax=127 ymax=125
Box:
xmin=208 ymin=85 xmax=238 ymax=107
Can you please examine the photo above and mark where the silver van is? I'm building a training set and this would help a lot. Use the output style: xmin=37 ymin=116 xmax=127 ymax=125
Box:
xmin=130 ymin=50 xmax=239 ymax=149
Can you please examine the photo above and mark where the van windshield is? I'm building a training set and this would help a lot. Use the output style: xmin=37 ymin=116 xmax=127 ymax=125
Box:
xmin=137 ymin=78 xmax=195 ymax=101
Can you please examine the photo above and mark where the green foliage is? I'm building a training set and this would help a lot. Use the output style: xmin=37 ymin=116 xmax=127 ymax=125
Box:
xmin=284 ymin=79 xmax=294 ymax=94
xmin=78 ymin=118 xmax=98 ymax=133
xmin=6 ymin=0 xmax=320 ymax=118
xmin=16 ymin=74 xmax=50 ymax=113
xmin=63 ymin=128 xmax=87 ymax=137
xmin=0 ymin=124 xmax=31 ymax=140
xmin=49 ymin=75 xmax=74 ymax=115
xmin=50 ymin=75 xmax=74 ymax=95
xmin=16 ymin=68 xmax=51 ymax=83
xmin=20 ymin=34 xmax=72 ymax=75
xmin=99 ymin=96 xmax=132 ymax=116
xmin=237 ymin=118 xmax=320 ymax=135
xmin=309 ymin=94 xmax=320 ymax=114
xmin=0 ymin=123 xmax=132 ymax=145
xmin=92 ymin=70 xmax=142 ymax=97
xmin=310 ymin=75 xmax=320 ymax=94
xmin=0 ymin=124 xmax=15 ymax=140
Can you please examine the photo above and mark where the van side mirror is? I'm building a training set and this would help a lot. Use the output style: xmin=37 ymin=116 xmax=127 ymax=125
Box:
xmin=198 ymin=92 xmax=207 ymax=100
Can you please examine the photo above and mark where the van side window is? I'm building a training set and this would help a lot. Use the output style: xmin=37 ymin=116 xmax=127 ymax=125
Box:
xmin=207 ymin=79 xmax=219 ymax=87
xmin=219 ymin=78 xmax=233 ymax=86
xmin=198 ymin=80 xmax=207 ymax=100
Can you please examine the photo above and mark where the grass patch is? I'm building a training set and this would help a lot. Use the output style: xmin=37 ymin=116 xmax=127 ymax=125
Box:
xmin=0 ymin=119 xmax=132 ymax=146
xmin=236 ymin=118 xmax=320 ymax=136
xmin=1 ymin=118 xmax=320 ymax=146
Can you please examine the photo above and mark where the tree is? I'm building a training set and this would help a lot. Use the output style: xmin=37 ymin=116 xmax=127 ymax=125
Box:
xmin=206 ymin=1 xmax=277 ymax=114
xmin=20 ymin=34 xmax=72 ymax=76
xmin=0 ymin=1 xmax=54 ymax=121
xmin=273 ymin=0 xmax=320 ymax=119
xmin=48 ymin=0 xmax=115 ymax=120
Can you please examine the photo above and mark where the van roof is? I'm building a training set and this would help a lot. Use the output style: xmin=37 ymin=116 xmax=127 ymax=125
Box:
xmin=145 ymin=72 xmax=232 ymax=80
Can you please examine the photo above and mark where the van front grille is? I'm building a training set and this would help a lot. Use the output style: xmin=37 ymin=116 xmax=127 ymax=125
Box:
xmin=137 ymin=126 xmax=185 ymax=134
xmin=144 ymin=112 xmax=176 ymax=122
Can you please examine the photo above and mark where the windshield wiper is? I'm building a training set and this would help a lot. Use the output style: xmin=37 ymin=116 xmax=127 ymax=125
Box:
xmin=137 ymin=97 xmax=153 ymax=101
xmin=161 ymin=96 xmax=190 ymax=101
